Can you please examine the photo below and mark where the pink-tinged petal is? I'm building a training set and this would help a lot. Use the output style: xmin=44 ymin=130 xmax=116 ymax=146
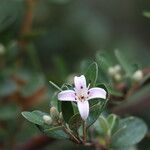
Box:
xmin=58 ymin=90 xmax=76 ymax=101
xmin=77 ymin=101 xmax=89 ymax=120
xmin=88 ymin=87 xmax=107 ymax=100
xmin=74 ymin=75 xmax=87 ymax=91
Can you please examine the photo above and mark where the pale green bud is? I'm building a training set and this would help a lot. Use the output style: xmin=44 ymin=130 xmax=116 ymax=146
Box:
xmin=114 ymin=73 xmax=122 ymax=81
xmin=43 ymin=115 xmax=52 ymax=125
xmin=114 ymin=65 xmax=121 ymax=73
xmin=108 ymin=67 xmax=115 ymax=76
xmin=132 ymin=70 xmax=143 ymax=81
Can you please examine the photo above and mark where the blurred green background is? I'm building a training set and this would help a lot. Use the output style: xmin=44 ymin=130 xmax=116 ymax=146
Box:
xmin=0 ymin=0 xmax=150 ymax=149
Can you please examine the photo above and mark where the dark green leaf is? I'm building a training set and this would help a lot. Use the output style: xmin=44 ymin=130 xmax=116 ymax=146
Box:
xmin=87 ymin=101 xmax=107 ymax=127
xmin=61 ymin=102 xmax=74 ymax=123
xmin=69 ymin=114 xmax=82 ymax=132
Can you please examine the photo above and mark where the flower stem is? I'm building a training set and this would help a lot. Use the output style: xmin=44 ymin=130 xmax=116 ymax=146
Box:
xmin=83 ymin=121 xmax=87 ymax=144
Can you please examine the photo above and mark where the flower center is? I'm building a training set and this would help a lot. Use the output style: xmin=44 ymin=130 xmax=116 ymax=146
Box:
xmin=75 ymin=89 xmax=90 ymax=102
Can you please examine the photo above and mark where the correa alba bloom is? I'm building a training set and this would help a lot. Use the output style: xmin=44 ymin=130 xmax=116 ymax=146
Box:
xmin=58 ymin=75 xmax=107 ymax=120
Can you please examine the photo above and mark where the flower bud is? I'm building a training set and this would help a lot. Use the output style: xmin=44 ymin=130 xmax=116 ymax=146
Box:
xmin=108 ymin=67 xmax=115 ymax=76
xmin=114 ymin=65 xmax=121 ymax=73
xmin=0 ymin=43 xmax=5 ymax=55
xmin=132 ymin=70 xmax=143 ymax=81
xmin=114 ymin=73 xmax=122 ymax=81
xmin=43 ymin=115 xmax=52 ymax=125
xmin=50 ymin=107 xmax=59 ymax=121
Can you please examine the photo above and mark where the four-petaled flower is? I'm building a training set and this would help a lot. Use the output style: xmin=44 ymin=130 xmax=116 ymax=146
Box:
xmin=58 ymin=75 xmax=107 ymax=120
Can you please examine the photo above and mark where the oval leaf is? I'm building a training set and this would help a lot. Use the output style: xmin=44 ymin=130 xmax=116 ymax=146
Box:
xmin=111 ymin=117 xmax=147 ymax=147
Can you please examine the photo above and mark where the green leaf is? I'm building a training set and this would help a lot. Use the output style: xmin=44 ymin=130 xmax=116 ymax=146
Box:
xmin=95 ymin=52 xmax=112 ymax=83
xmin=115 ymin=50 xmax=135 ymax=77
xmin=61 ymin=102 xmax=74 ymax=123
xmin=69 ymin=114 xmax=82 ymax=132
xmin=80 ymin=59 xmax=93 ymax=73
xmin=21 ymin=110 xmax=48 ymax=126
xmin=69 ymin=101 xmax=107 ymax=131
xmin=87 ymin=101 xmax=107 ymax=127
xmin=96 ymin=52 xmax=113 ymax=72
xmin=143 ymin=11 xmax=150 ymax=18
xmin=99 ymin=116 xmax=109 ymax=134
xmin=111 ymin=117 xmax=147 ymax=147
xmin=85 ymin=62 xmax=98 ymax=86
xmin=38 ymin=125 xmax=68 ymax=139
xmin=107 ymin=114 xmax=119 ymax=135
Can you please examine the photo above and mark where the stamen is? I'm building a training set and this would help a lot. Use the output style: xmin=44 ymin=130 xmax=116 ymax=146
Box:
xmin=81 ymin=96 xmax=84 ymax=99
xmin=80 ymin=86 xmax=83 ymax=89
xmin=87 ymin=91 xmax=90 ymax=95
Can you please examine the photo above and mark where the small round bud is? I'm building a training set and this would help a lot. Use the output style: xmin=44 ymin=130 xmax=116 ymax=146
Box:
xmin=132 ymin=70 xmax=143 ymax=81
xmin=50 ymin=107 xmax=59 ymax=120
xmin=0 ymin=43 xmax=5 ymax=55
xmin=59 ymin=112 xmax=63 ymax=122
xmin=43 ymin=115 xmax=52 ymax=125
xmin=114 ymin=73 xmax=122 ymax=81
xmin=114 ymin=65 xmax=121 ymax=73
xmin=108 ymin=67 xmax=115 ymax=76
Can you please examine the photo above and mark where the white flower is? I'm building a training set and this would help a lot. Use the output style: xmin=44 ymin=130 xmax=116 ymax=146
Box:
xmin=58 ymin=75 xmax=107 ymax=120
xmin=132 ymin=70 xmax=143 ymax=81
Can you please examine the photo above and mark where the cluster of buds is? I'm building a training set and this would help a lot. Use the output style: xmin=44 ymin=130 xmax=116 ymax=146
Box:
xmin=42 ymin=106 xmax=63 ymax=125
xmin=108 ymin=65 xmax=122 ymax=81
